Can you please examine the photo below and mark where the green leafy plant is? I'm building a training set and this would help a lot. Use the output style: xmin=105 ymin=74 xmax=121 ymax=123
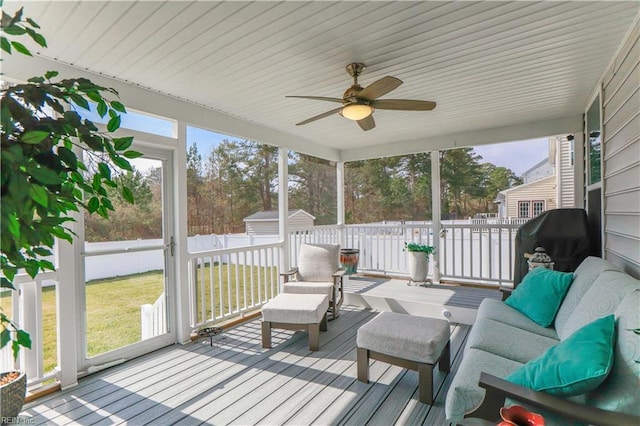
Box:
xmin=1 ymin=7 xmax=139 ymax=360
xmin=403 ymin=242 xmax=435 ymax=258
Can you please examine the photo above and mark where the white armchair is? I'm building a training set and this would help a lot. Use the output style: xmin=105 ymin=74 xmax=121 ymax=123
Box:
xmin=281 ymin=243 xmax=345 ymax=320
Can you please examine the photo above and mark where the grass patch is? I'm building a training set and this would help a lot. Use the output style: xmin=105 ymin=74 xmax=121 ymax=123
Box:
xmin=1 ymin=263 xmax=279 ymax=372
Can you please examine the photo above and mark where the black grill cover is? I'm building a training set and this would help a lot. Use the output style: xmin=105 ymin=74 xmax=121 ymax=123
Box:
xmin=513 ymin=209 xmax=591 ymax=286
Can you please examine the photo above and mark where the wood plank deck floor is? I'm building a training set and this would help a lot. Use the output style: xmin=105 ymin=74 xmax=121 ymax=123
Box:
xmin=22 ymin=306 xmax=474 ymax=426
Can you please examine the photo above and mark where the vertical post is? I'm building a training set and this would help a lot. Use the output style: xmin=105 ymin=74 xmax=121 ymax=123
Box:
xmin=336 ymin=162 xmax=345 ymax=247
xmin=573 ymin=132 xmax=585 ymax=208
xmin=56 ymin=213 xmax=80 ymax=389
xmin=278 ymin=148 xmax=290 ymax=277
xmin=175 ymin=121 xmax=192 ymax=344
xmin=430 ymin=150 xmax=441 ymax=283
xmin=20 ymin=281 xmax=42 ymax=382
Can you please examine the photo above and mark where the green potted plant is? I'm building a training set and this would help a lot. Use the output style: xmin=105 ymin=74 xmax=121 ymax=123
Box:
xmin=1 ymin=6 xmax=138 ymax=419
xmin=404 ymin=242 xmax=435 ymax=284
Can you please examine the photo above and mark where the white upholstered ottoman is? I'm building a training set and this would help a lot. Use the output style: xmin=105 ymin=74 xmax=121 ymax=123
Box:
xmin=356 ymin=311 xmax=450 ymax=404
xmin=261 ymin=293 xmax=329 ymax=351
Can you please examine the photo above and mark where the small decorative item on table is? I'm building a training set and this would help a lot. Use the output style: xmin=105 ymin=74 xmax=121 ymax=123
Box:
xmin=340 ymin=248 xmax=360 ymax=275
xmin=498 ymin=405 xmax=545 ymax=426
xmin=527 ymin=246 xmax=554 ymax=271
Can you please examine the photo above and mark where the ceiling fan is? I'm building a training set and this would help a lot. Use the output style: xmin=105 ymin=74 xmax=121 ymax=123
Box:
xmin=286 ymin=63 xmax=436 ymax=131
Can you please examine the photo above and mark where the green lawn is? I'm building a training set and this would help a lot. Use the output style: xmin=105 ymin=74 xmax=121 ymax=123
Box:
xmin=1 ymin=263 xmax=278 ymax=374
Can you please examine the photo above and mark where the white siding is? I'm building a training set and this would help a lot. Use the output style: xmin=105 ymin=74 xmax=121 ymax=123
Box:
xmin=245 ymin=212 xmax=314 ymax=235
xmin=505 ymin=175 xmax=557 ymax=218
xmin=602 ymin=17 xmax=640 ymax=278
xmin=288 ymin=213 xmax=314 ymax=231
xmin=246 ymin=221 xmax=279 ymax=235
xmin=523 ymin=160 xmax=554 ymax=184
xmin=556 ymin=135 xmax=575 ymax=208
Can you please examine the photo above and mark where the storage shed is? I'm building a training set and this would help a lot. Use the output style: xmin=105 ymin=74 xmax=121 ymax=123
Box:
xmin=243 ymin=209 xmax=315 ymax=235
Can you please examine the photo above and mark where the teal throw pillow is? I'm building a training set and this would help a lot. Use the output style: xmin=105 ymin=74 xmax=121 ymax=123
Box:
xmin=506 ymin=315 xmax=616 ymax=396
xmin=505 ymin=267 xmax=573 ymax=327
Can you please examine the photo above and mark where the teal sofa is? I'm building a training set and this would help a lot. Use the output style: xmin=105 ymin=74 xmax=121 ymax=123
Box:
xmin=445 ymin=256 xmax=640 ymax=425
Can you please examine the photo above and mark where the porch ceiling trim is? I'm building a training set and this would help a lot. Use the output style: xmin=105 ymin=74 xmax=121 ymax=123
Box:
xmin=339 ymin=115 xmax=583 ymax=162
xmin=4 ymin=54 xmax=342 ymax=162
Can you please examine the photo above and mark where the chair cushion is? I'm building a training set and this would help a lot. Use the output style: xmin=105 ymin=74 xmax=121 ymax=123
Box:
xmin=297 ymin=243 xmax=340 ymax=282
xmin=465 ymin=318 xmax=559 ymax=364
xmin=554 ymin=256 xmax=620 ymax=335
xmin=475 ymin=298 xmax=559 ymax=339
xmin=585 ymin=291 xmax=640 ymax=415
xmin=261 ymin=294 xmax=329 ymax=324
xmin=283 ymin=282 xmax=334 ymax=297
xmin=505 ymin=268 xmax=573 ymax=327
xmin=556 ymin=270 xmax=639 ymax=340
xmin=506 ymin=315 xmax=615 ymax=396
xmin=445 ymin=348 xmax=523 ymax=423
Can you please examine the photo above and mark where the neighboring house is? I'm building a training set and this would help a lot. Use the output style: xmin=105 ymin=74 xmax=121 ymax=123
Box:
xmin=522 ymin=158 xmax=553 ymax=183
xmin=243 ymin=209 xmax=315 ymax=235
xmin=497 ymin=175 xmax=557 ymax=218
xmin=496 ymin=136 xmax=574 ymax=219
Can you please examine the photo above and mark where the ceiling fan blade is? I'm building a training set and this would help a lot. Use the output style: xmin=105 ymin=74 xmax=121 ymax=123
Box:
xmin=371 ymin=99 xmax=436 ymax=111
xmin=357 ymin=115 xmax=375 ymax=131
xmin=286 ymin=95 xmax=345 ymax=103
xmin=295 ymin=106 xmax=343 ymax=126
xmin=358 ymin=76 xmax=403 ymax=100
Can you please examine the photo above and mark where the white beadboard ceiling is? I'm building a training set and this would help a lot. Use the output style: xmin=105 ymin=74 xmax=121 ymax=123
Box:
xmin=4 ymin=1 xmax=640 ymax=161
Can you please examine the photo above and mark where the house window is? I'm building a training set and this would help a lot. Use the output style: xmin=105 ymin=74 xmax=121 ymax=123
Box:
xmin=532 ymin=200 xmax=545 ymax=216
xmin=518 ymin=201 xmax=530 ymax=218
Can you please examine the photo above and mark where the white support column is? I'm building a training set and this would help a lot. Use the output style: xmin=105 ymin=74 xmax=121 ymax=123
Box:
xmin=278 ymin=148 xmax=290 ymax=275
xmin=336 ymin=162 xmax=345 ymax=246
xmin=56 ymin=215 xmax=81 ymax=389
xmin=174 ymin=122 xmax=192 ymax=344
xmin=430 ymin=150 xmax=442 ymax=283
xmin=20 ymin=281 xmax=42 ymax=382
xmin=573 ymin=132 xmax=585 ymax=208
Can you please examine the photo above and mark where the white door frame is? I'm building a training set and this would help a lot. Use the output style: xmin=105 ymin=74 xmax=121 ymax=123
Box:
xmin=77 ymin=145 xmax=177 ymax=373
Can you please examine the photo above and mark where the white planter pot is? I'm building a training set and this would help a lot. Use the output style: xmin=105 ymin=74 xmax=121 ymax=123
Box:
xmin=407 ymin=251 xmax=429 ymax=282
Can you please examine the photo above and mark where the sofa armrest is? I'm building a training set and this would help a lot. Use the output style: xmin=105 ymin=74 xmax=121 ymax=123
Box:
xmin=469 ymin=372 xmax=640 ymax=426
xmin=280 ymin=268 xmax=298 ymax=283
xmin=498 ymin=286 xmax=513 ymax=301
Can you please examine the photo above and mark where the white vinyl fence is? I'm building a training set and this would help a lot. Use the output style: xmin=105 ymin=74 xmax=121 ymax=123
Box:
xmin=84 ymin=234 xmax=280 ymax=281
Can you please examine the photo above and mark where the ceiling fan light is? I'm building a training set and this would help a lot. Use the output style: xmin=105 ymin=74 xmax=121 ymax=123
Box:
xmin=341 ymin=104 xmax=373 ymax=121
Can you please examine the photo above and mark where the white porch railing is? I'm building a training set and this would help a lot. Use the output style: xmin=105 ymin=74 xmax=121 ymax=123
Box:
xmin=289 ymin=220 xmax=522 ymax=286
xmin=187 ymin=241 xmax=282 ymax=329
xmin=0 ymin=271 xmax=59 ymax=388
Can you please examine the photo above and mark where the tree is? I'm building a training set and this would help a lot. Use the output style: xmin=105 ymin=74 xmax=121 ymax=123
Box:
xmin=1 ymin=8 xmax=140 ymax=358
xmin=84 ymin=169 xmax=160 ymax=242
xmin=440 ymin=148 xmax=484 ymax=218
xmin=186 ymin=142 xmax=204 ymax=235
xmin=481 ymin=164 xmax=523 ymax=211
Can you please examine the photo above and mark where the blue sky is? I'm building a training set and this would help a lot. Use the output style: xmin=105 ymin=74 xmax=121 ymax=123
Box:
xmin=474 ymin=138 xmax=549 ymax=175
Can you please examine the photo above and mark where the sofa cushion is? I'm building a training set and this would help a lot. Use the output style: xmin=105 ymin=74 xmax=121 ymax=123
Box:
xmin=505 ymin=268 xmax=573 ymax=327
xmin=506 ymin=315 xmax=615 ymax=396
xmin=556 ymin=270 xmax=639 ymax=340
xmin=475 ymin=298 xmax=559 ymax=339
xmin=465 ymin=319 xmax=559 ymax=364
xmin=445 ymin=348 xmax=523 ymax=423
xmin=585 ymin=290 xmax=640 ymax=416
xmin=297 ymin=243 xmax=340 ymax=282
xmin=554 ymin=256 xmax=620 ymax=334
